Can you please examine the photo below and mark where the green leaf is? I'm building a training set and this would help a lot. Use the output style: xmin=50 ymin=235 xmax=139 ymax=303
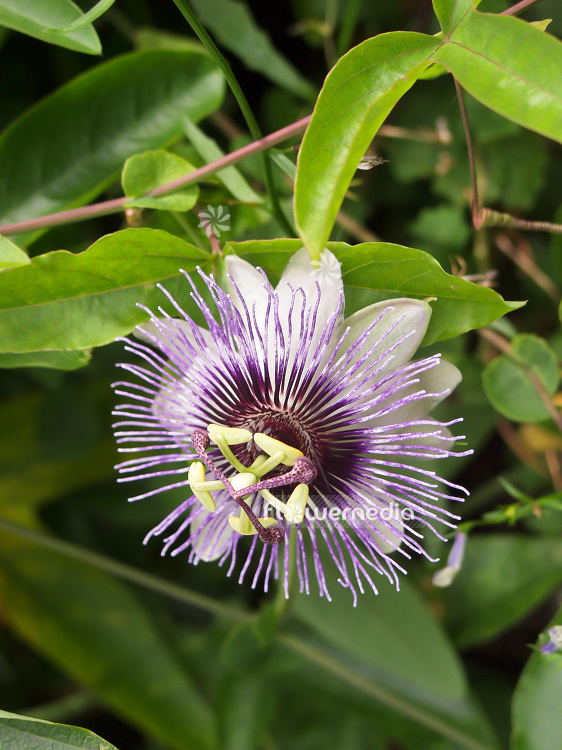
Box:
xmin=482 ymin=334 xmax=559 ymax=423
xmin=529 ymin=19 xmax=553 ymax=33
xmin=0 ymin=532 xmax=217 ymax=750
xmin=49 ymin=0 xmax=116 ymax=33
xmin=0 ymin=710 xmax=119 ymax=750
xmin=0 ymin=349 xmax=91 ymax=370
xmin=122 ymin=149 xmax=199 ymax=211
xmin=511 ymin=335 xmax=559 ymax=390
xmin=0 ymin=228 xmax=211 ymax=353
xmin=417 ymin=61 xmax=448 ymax=80
xmin=441 ymin=536 xmax=562 ymax=648
xmin=432 ymin=0 xmax=482 ymax=36
xmin=433 ymin=10 xmax=562 ymax=144
xmin=189 ymin=0 xmax=316 ymax=101
xmin=294 ymin=31 xmax=439 ymax=259
xmin=512 ymin=608 xmax=562 ymax=750
xmin=292 ymin=576 xmax=498 ymax=749
xmin=0 ymin=234 xmax=29 ymax=270
xmin=0 ymin=0 xmax=101 ymax=54
xmin=225 ymin=239 xmax=523 ymax=345
xmin=295 ymin=579 xmax=465 ymax=698
xmin=0 ymin=49 xmax=224 ymax=232
xmin=183 ymin=117 xmax=263 ymax=204
xmin=218 ymin=674 xmax=275 ymax=750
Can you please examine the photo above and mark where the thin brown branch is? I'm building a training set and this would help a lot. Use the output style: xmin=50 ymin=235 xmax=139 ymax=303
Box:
xmin=453 ymin=80 xmax=560 ymax=237
xmin=495 ymin=418 xmax=548 ymax=477
xmin=495 ymin=232 xmax=561 ymax=304
xmin=0 ymin=116 xmax=312 ymax=237
xmin=481 ymin=208 xmax=562 ymax=234
xmin=377 ymin=121 xmax=452 ymax=145
xmin=454 ymin=78 xmax=481 ymax=229
xmin=335 ymin=210 xmax=381 ymax=243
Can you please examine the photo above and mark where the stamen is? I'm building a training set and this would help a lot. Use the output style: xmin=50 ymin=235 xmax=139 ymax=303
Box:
xmin=254 ymin=432 xmax=304 ymax=466
xmin=187 ymin=461 xmax=217 ymax=512
xmin=189 ymin=424 xmax=317 ymax=543
xmin=231 ymin=473 xmax=258 ymax=534
xmin=208 ymin=423 xmax=250 ymax=473
xmin=284 ymin=484 xmax=310 ymax=524
xmin=208 ymin=424 xmax=252 ymax=445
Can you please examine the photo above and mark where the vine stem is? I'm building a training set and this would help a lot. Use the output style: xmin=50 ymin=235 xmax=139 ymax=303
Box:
xmin=454 ymin=78 xmax=562 ymax=235
xmin=170 ymin=0 xmax=294 ymax=236
xmin=501 ymin=0 xmax=543 ymax=15
xmin=0 ymin=116 xmax=311 ymax=237
xmin=0 ymin=517 xmax=253 ymax=623
xmin=480 ymin=209 xmax=562 ymax=234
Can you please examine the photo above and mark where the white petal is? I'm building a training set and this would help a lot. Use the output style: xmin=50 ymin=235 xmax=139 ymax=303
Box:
xmin=275 ymin=248 xmax=344 ymax=371
xmin=370 ymin=359 xmax=462 ymax=427
xmin=276 ymin=247 xmax=343 ymax=314
xmin=190 ymin=512 xmax=234 ymax=562
xmin=225 ymin=254 xmax=270 ymax=321
xmin=341 ymin=298 xmax=432 ymax=379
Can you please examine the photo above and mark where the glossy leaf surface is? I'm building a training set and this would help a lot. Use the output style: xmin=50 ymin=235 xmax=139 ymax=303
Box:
xmin=0 ymin=229 xmax=211 ymax=353
xmin=0 ymin=50 xmax=224 ymax=231
xmin=122 ymin=149 xmax=199 ymax=211
xmin=0 ymin=710 xmax=119 ymax=750
xmin=294 ymin=32 xmax=439 ymax=258
xmin=433 ymin=11 xmax=562 ymax=144
xmin=0 ymin=0 xmax=100 ymax=54
xmin=225 ymin=239 xmax=522 ymax=345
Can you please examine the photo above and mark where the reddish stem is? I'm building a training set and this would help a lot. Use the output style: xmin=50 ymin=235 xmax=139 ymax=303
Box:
xmin=454 ymin=78 xmax=481 ymax=229
xmin=0 ymin=116 xmax=311 ymax=237
xmin=501 ymin=0 xmax=542 ymax=15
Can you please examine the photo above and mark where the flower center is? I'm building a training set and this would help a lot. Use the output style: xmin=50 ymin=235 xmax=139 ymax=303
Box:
xmin=189 ymin=423 xmax=317 ymax=544
xmin=224 ymin=408 xmax=333 ymax=489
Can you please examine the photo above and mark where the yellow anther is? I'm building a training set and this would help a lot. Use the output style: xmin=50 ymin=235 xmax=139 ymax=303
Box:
xmin=284 ymin=484 xmax=309 ymax=524
xmin=228 ymin=516 xmax=279 ymax=536
xmin=230 ymin=472 xmax=257 ymax=494
xmin=208 ymin=424 xmax=252 ymax=446
xmin=254 ymin=433 xmax=303 ymax=466
xmin=188 ymin=461 xmax=216 ymax=512
xmin=230 ymin=472 xmax=257 ymax=533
